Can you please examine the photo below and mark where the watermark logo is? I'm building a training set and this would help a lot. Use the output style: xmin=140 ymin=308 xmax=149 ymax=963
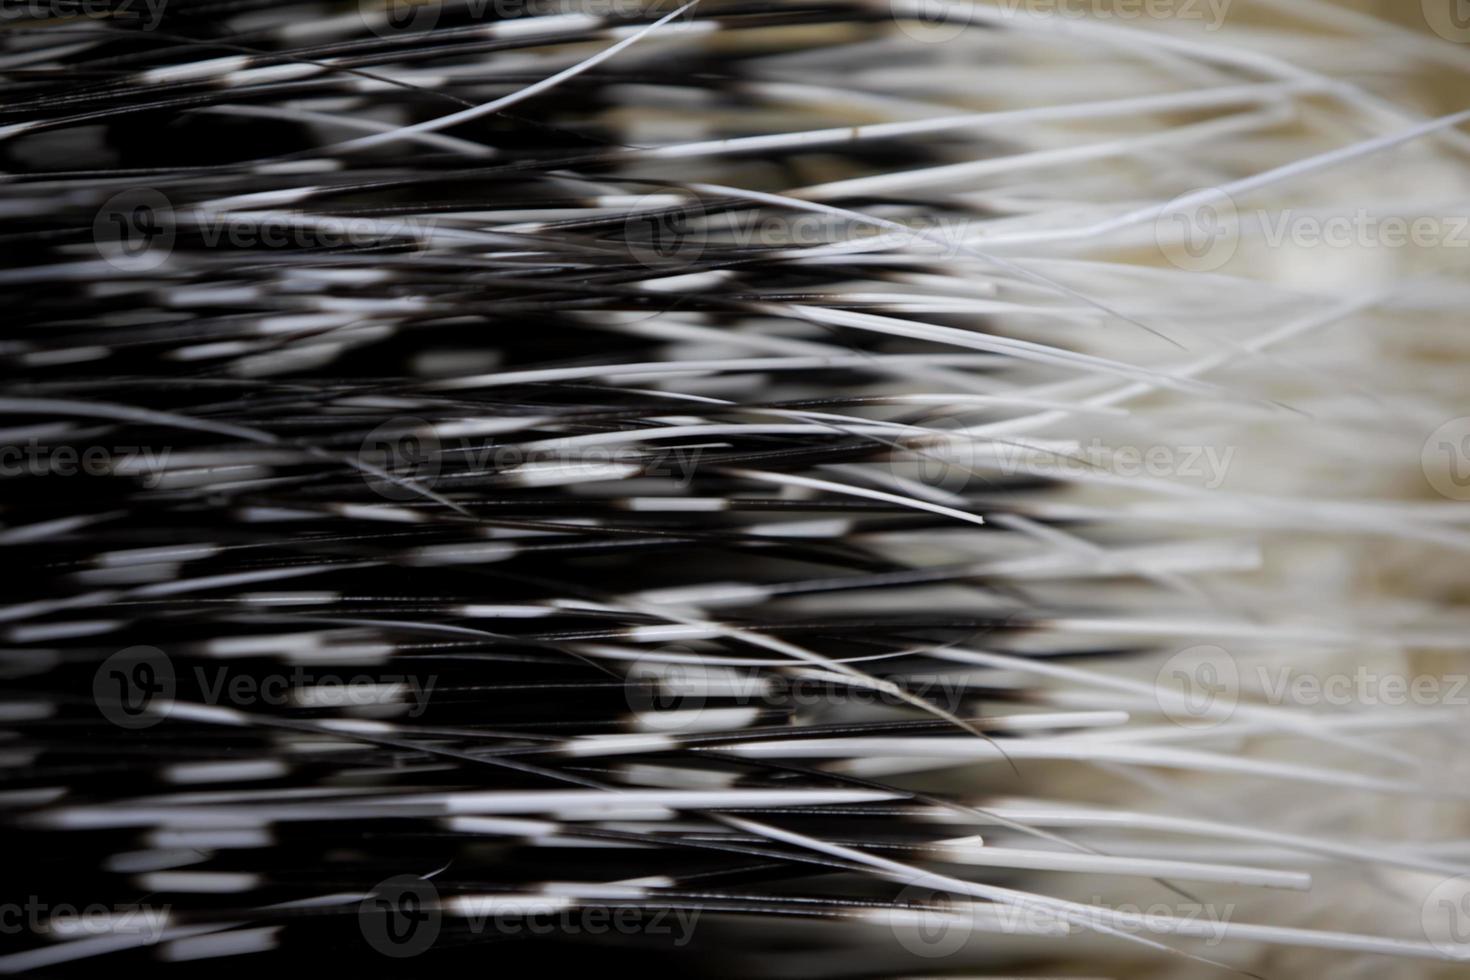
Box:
xmin=361 ymin=0 xmax=441 ymax=36
xmin=623 ymin=192 xmax=707 ymax=271
xmin=889 ymin=883 xmax=974 ymax=958
xmin=1422 ymin=875 xmax=1470 ymax=959
xmin=1154 ymin=644 xmax=1238 ymax=729
xmin=360 ymin=417 xmax=442 ymax=501
xmin=899 ymin=411 xmax=993 ymax=493
xmin=360 ymin=875 xmax=441 ymax=958
xmin=1156 ymin=188 xmax=1239 ymax=272
xmin=890 ymin=0 xmax=972 ymax=43
xmin=93 ymin=646 xmax=175 ymax=729
xmin=94 ymin=188 xmax=175 ymax=272
xmin=1424 ymin=0 xmax=1470 ymax=43
xmin=1423 ymin=416 xmax=1470 ymax=501
xmin=624 ymin=654 xmax=718 ymax=732
xmin=896 ymin=412 xmax=988 ymax=495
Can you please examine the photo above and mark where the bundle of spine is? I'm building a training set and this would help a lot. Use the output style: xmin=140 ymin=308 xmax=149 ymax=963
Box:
xmin=3 ymin=0 xmax=1470 ymax=976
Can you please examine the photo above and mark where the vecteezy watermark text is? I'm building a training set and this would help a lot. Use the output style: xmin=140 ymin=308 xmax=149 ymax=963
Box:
xmin=887 ymin=881 xmax=1237 ymax=957
xmin=1155 ymin=645 xmax=1470 ymax=729
xmin=359 ymin=416 xmax=705 ymax=501
xmin=93 ymin=646 xmax=438 ymax=728
xmin=93 ymin=188 xmax=435 ymax=272
xmin=895 ymin=425 xmax=1237 ymax=493
xmin=625 ymin=655 xmax=977 ymax=731
xmin=1 ymin=897 xmax=170 ymax=943
xmin=359 ymin=875 xmax=699 ymax=958
xmin=1157 ymin=190 xmax=1470 ymax=272
xmin=0 ymin=442 xmax=172 ymax=486
xmin=2 ymin=0 xmax=168 ymax=29
xmin=359 ymin=0 xmax=698 ymax=38
xmin=890 ymin=0 xmax=1232 ymax=44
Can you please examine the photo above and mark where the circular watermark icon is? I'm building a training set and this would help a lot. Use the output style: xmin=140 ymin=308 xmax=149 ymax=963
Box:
xmin=360 ymin=874 xmax=441 ymax=958
xmin=1155 ymin=187 xmax=1239 ymax=272
xmin=624 ymin=653 xmax=720 ymax=732
xmin=892 ymin=410 xmax=988 ymax=495
xmin=94 ymin=188 xmax=175 ymax=272
xmin=1422 ymin=416 xmax=1470 ymax=501
xmin=1423 ymin=0 xmax=1470 ymax=43
xmin=889 ymin=882 xmax=974 ymax=958
xmin=359 ymin=417 xmax=442 ymax=501
xmin=361 ymin=0 xmax=441 ymax=37
xmin=622 ymin=192 xmax=707 ymax=272
xmin=93 ymin=645 xmax=175 ymax=729
xmin=890 ymin=0 xmax=973 ymax=44
xmin=1422 ymin=875 xmax=1470 ymax=959
xmin=1154 ymin=644 xmax=1238 ymax=729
